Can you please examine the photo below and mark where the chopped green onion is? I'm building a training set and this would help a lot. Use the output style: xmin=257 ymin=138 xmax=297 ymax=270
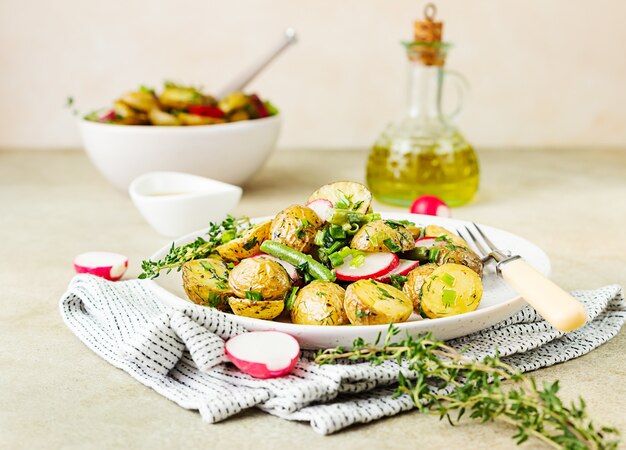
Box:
xmin=328 ymin=252 xmax=345 ymax=267
xmin=442 ymin=288 xmax=456 ymax=308
xmin=441 ymin=272 xmax=456 ymax=287
xmin=327 ymin=240 xmax=344 ymax=253
xmin=314 ymin=230 xmax=326 ymax=247
xmin=383 ymin=238 xmax=402 ymax=253
xmin=350 ymin=254 xmax=366 ymax=268
xmin=329 ymin=225 xmax=347 ymax=239
xmin=245 ymin=290 xmax=263 ymax=302
xmin=435 ymin=235 xmax=451 ymax=243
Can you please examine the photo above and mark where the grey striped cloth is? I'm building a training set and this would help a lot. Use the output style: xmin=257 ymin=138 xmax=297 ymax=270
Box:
xmin=59 ymin=275 xmax=625 ymax=435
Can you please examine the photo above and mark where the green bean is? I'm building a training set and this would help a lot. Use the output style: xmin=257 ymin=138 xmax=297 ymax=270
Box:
xmin=260 ymin=240 xmax=336 ymax=282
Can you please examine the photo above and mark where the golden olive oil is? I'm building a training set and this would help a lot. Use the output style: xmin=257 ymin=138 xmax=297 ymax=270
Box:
xmin=366 ymin=132 xmax=479 ymax=207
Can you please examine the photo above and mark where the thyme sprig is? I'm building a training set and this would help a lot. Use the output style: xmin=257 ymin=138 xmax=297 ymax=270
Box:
xmin=315 ymin=326 xmax=620 ymax=449
xmin=139 ymin=215 xmax=251 ymax=279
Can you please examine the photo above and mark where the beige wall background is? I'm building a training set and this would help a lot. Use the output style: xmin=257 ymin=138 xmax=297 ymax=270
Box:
xmin=2 ymin=0 xmax=625 ymax=150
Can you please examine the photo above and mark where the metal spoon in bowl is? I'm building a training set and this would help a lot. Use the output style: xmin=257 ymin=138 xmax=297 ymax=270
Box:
xmin=216 ymin=28 xmax=298 ymax=98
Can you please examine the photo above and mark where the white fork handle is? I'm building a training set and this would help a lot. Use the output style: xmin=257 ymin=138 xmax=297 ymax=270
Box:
xmin=499 ymin=258 xmax=588 ymax=332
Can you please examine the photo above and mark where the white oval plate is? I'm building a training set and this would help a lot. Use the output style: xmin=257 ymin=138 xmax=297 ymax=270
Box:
xmin=147 ymin=213 xmax=550 ymax=349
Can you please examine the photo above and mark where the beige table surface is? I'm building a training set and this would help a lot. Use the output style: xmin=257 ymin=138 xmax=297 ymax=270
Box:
xmin=1 ymin=149 xmax=625 ymax=449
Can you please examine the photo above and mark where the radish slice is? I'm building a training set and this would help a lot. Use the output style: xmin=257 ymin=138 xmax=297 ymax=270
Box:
xmin=335 ymin=252 xmax=399 ymax=281
xmin=225 ymin=331 xmax=300 ymax=379
xmin=306 ymin=199 xmax=333 ymax=222
xmin=376 ymin=259 xmax=420 ymax=282
xmin=415 ymin=236 xmax=439 ymax=249
xmin=410 ymin=195 xmax=451 ymax=217
xmin=250 ymin=254 xmax=300 ymax=282
xmin=73 ymin=252 xmax=128 ymax=281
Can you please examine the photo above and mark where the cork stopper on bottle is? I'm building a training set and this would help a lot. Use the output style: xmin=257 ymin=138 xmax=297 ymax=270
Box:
xmin=410 ymin=3 xmax=445 ymax=66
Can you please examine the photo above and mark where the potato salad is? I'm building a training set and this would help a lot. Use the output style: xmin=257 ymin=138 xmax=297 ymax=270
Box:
xmin=85 ymin=82 xmax=278 ymax=126
xmin=140 ymin=182 xmax=485 ymax=325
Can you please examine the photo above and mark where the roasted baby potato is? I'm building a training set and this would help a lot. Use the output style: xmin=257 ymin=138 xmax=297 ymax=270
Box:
xmin=290 ymin=281 xmax=348 ymax=326
xmin=113 ymin=101 xmax=149 ymax=125
xmin=420 ymin=263 xmax=483 ymax=318
xmin=228 ymin=296 xmax=284 ymax=320
xmin=424 ymin=225 xmax=468 ymax=247
xmin=215 ymin=221 xmax=271 ymax=262
xmin=120 ymin=91 xmax=159 ymax=112
xmin=159 ymin=85 xmax=213 ymax=110
xmin=350 ymin=220 xmax=415 ymax=253
xmin=406 ymin=225 xmax=423 ymax=240
xmin=269 ymin=205 xmax=322 ymax=253
xmin=182 ymin=258 xmax=232 ymax=310
xmin=228 ymin=257 xmax=291 ymax=300
xmin=177 ymin=113 xmax=225 ymax=126
xmin=432 ymin=241 xmax=484 ymax=277
xmin=344 ymin=279 xmax=413 ymax=325
xmin=148 ymin=109 xmax=181 ymax=126
xmin=403 ymin=263 xmax=437 ymax=312
xmin=307 ymin=181 xmax=372 ymax=213
xmin=218 ymin=92 xmax=249 ymax=114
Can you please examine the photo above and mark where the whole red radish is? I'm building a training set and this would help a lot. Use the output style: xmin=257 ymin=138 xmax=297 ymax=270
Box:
xmin=73 ymin=251 xmax=128 ymax=281
xmin=225 ymin=331 xmax=300 ymax=379
xmin=410 ymin=195 xmax=451 ymax=217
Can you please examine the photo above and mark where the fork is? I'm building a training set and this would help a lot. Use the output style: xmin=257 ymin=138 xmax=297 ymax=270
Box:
xmin=458 ymin=223 xmax=588 ymax=332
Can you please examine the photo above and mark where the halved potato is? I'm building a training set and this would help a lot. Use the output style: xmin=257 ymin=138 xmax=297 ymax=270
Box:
xmin=228 ymin=297 xmax=284 ymax=320
xmin=432 ymin=242 xmax=484 ymax=277
xmin=424 ymin=225 xmax=468 ymax=247
xmin=218 ymin=92 xmax=249 ymax=114
xmin=215 ymin=221 xmax=271 ymax=262
xmin=159 ymin=85 xmax=213 ymax=110
xmin=178 ymin=113 xmax=225 ymax=126
xmin=120 ymin=91 xmax=159 ymax=112
xmin=112 ymin=101 xmax=149 ymax=125
xmin=344 ymin=279 xmax=413 ymax=325
xmin=148 ymin=109 xmax=181 ymax=126
xmin=269 ymin=205 xmax=322 ymax=253
xmin=350 ymin=220 xmax=415 ymax=253
xmin=182 ymin=258 xmax=232 ymax=310
xmin=307 ymin=181 xmax=372 ymax=213
xmin=420 ymin=263 xmax=483 ymax=318
xmin=403 ymin=263 xmax=437 ymax=312
xmin=228 ymin=257 xmax=291 ymax=300
xmin=290 ymin=281 xmax=348 ymax=326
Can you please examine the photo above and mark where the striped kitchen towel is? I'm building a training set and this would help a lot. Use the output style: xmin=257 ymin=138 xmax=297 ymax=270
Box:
xmin=59 ymin=275 xmax=625 ymax=435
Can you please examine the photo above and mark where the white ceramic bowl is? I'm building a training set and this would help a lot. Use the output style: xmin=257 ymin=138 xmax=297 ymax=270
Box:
xmin=129 ymin=171 xmax=242 ymax=237
xmin=78 ymin=115 xmax=281 ymax=191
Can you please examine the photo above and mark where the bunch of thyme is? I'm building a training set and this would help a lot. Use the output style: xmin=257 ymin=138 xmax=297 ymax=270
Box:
xmin=315 ymin=326 xmax=620 ymax=449
xmin=139 ymin=215 xmax=250 ymax=279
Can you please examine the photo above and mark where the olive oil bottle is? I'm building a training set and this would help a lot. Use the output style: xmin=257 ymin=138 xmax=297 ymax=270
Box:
xmin=366 ymin=4 xmax=479 ymax=207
